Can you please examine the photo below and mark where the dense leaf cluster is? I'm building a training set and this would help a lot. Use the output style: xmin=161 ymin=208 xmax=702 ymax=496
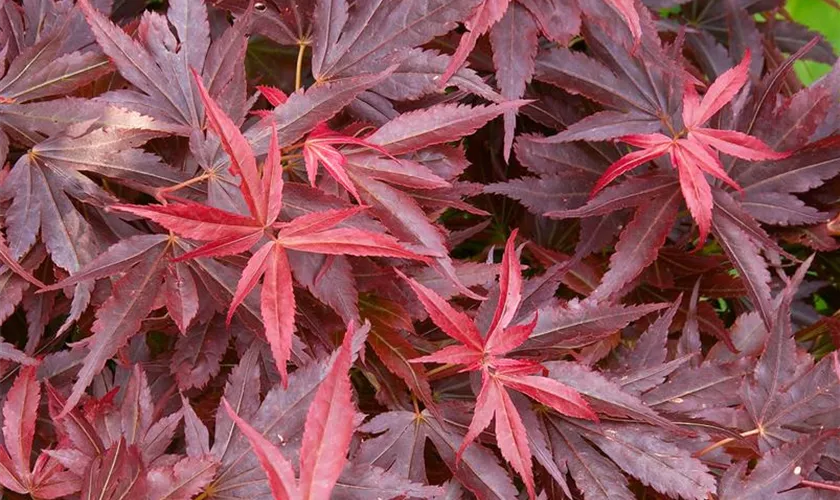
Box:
xmin=0 ymin=0 xmax=838 ymax=498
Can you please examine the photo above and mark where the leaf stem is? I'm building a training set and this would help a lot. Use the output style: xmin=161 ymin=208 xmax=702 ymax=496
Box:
xmin=295 ymin=42 xmax=307 ymax=91
xmin=156 ymin=172 xmax=212 ymax=202
xmin=801 ymin=479 xmax=840 ymax=492
xmin=694 ymin=428 xmax=760 ymax=457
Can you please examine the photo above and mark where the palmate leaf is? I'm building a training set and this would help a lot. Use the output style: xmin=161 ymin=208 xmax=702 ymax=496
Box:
xmin=439 ymin=0 xmax=642 ymax=93
xmin=218 ymin=323 xmax=360 ymax=500
xmin=199 ymin=346 xmax=324 ymax=498
xmin=584 ymin=51 xmax=788 ymax=246
xmin=2 ymin=151 xmax=103 ymax=333
xmin=0 ymin=99 xmax=186 ymax=341
xmin=0 ymin=367 xmax=79 ymax=498
xmin=484 ymin=0 xmax=644 ymax=158
xmin=404 ymin=231 xmax=596 ymax=499
xmin=79 ymin=0 xmax=247 ymax=130
xmin=48 ymin=364 xmax=183 ymax=475
xmin=357 ymin=407 xmax=520 ymax=499
xmin=39 ymin=235 xmax=182 ymax=415
xmin=0 ymin=9 xmax=108 ymax=105
xmin=116 ymin=75 xmax=426 ymax=384
xmin=79 ymin=439 xmax=145 ymax=500
xmin=741 ymin=256 xmax=840 ymax=450
xmin=0 ymin=0 xmax=836 ymax=497
xmin=718 ymin=432 xmax=838 ymax=499
xmin=542 ymin=416 xmax=716 ymax=500
xmin=533 ymin=7 xmax=677 ymax=143
xmin=509 ymin=50 xmax=794 ymax=331
xmin=310 ymin=0 xmax=480 ymax=82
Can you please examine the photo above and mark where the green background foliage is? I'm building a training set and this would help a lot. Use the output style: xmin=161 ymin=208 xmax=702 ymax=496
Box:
xmin=787 ymin=0 xmax=840 ymax=83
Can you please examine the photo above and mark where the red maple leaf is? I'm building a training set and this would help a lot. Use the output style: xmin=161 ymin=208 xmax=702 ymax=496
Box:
xmin=402 ymin=229 xmax=597 ymax=499
xmin=591 ymin=50 xmax=790 ymax=244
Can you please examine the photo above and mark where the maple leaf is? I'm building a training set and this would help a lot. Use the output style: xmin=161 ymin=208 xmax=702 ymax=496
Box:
xmin=440 ymin=0 xmax=642 ymax=88
xmin=718 ymin=432 xmax=839 ymax=499
xmin=78 ymin=439 xmax=146 ymax=499
xmin=0 ymin=0 xmax=836 ymax=498
xmin=113 ymin=72 xmax=427 ymax=385
xmin=403 ymin=229 xmax=596 ymax=499
xmin=39 ymin=234 xmax=196 ymax=414
xmin=79 ymin=0 xmax=248 ymax=131
xmin=731 ymin=50 xmax=840 ymax=227
xmin=493 ymin=133 xmax=685 ymax=303
xmin=590 ymin=51 xmax=789 ymax=244
xmin=0 ymin=366 xmax=79 ymax=499
xmin=222 ymin=322 xmax=358 ymax=500
xmin=310 ymin=0 xmax=480 ymax=82
xmin=301 ymin=122 xmax=391 ymax=203
xmin=48 ymin=364 xmax=184 ymax=468
xmin=740 ymin=256 xmax=840 ymax=451
xmin=189 ymin=343 xmax=333 ymax=498
xmin=0 ymin=2 xmax=109 ymax=102
xmin=347 ymin=101 xmax=524 ymax=299
xmin=357 ymin=405 xmax=521 ymax=498
xmin=0 ymin=110 xmax=181 ymax=339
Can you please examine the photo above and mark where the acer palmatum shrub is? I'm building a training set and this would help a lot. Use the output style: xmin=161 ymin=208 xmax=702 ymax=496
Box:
xmin=0 ymin=0 xmax=839 ymax=498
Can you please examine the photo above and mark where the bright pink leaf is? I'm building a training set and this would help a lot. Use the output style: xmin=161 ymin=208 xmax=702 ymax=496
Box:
xmin=262 ymin=244 xmax=296 ymax=384
xmin=494 ymin=382 xmax=535 ymax=499
xmin=227 ymin=242 xmax=273 ymax=325
xmin=192 ymin=69 xmax=265 ymax=223
xmin=691 ymin=128 xmax=790 ymax=161
xmin=396 ymin=269 xmax=484 ymax=350
xmin=591 ymin=142 xmax=671 ymax=196
xmin=111 ymin=202 xmax=262 ymax=241
xmin=257 ymin=85 xmax=289 ymax=106
xmin=499 ymin=373 xmax=598 ymax=421
xmin=263 ymin=125 xmax=285 ymax=224
xmin=683 ymin=51 xmax=751 ymax=128
xmin=485 ymin=229 xmax=523 ymax=343
xmin=298 ymin=323 xmax=358 ymax=499
xmin=457 ymin=374 xmax=501 ymax=461
xmin=278 ymin=228 xmax=429 ymax=261
xmin=672 ymin=143 xmax=714 ymax=245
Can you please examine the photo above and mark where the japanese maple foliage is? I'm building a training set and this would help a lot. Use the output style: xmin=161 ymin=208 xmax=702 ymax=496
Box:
xmin=0 ymin=0 xmax=839 ymax=498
